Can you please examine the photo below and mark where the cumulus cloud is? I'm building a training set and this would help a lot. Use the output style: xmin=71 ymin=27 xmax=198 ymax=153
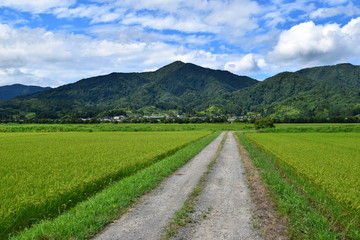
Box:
xmin=268 ymin=17 xmax=360 ymax=66
xmin=224 ymin=54 xmax=266 ymax=74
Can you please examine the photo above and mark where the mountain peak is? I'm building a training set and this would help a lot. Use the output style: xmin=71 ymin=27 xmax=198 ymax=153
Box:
xmin=151 ymin=60 xmax=187 ymax=76
xmin=171 ymin=60 xmax=186 ymax=65
xmin=156 ymin=60 xmax=185 ymax=70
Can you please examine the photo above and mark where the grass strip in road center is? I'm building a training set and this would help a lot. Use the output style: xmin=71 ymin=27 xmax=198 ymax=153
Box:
xmin=10 ymin=132 xmax=220 ymax=240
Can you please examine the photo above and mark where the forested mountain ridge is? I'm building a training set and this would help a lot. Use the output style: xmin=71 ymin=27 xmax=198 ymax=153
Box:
xmin=0 ymin=62 xmax=359 ymax=120
xmin=227 ymin=67 xmax=360 ymax=117
xmin=296 ymin=63 xmax=360 ymax=89
xmin=0 ymin=84 xmax=51 ymax=101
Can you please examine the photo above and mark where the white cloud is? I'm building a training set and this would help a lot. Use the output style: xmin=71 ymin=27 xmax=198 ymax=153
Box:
xmin=268 ymin=18 xmax=360 ymax=66
xmin=0 ymin=0 xmax=75 ymax=13
xmin=53 ymin=4 xmax=125 ymax=24
xmin=261 ymin=0 xmax=313 ymax=27
xmin=118 ymin=0 xmax=261 ymax=36
xmin=263 ymin=11 xmax=286 ymax=27
xmin=49 ymin=0 xmax=261 ymax=43
xmin=0 ymin=0 xmax=359 ymax=87
xmin=224 ymin=54 xmax=265 ymax=73
xmin=122 ymin=14 xmax=212 ymax=33
xmin=310 ymin=2 xmax=360 ymax=19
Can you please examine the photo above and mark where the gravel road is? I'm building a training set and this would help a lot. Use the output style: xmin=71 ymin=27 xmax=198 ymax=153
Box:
xmin=93 ymin=132 xmax=225 ymax=240
xmin=171 ymin=132 xmax=262 ymax=240
xmin=93 ymin=132 xmax=262 ymax=240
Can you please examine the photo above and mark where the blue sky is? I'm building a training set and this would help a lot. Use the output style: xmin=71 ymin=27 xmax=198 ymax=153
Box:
xmin=0 ymin=0 xmax=359 ymax=87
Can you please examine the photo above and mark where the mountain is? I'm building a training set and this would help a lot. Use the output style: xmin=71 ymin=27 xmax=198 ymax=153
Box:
xmin=0 ymin=61 xmax=258 ymax=119
xmin=225 ymin=63 xmax=360 ymax=117
xmin=0 ymin=62 xmax=359 ymax=120
xmin=0 ymin=84 xmax=51 ymax=101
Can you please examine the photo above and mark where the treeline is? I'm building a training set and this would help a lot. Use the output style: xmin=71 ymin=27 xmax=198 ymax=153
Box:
xmin=0 ymin=116 xmax=229 ymax=124
xmin=1 ymin=116 xmax=359 ymax=124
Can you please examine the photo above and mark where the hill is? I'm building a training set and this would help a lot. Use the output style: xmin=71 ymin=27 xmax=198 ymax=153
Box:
xmin=0 ymin=84 xmax=51 ymax=101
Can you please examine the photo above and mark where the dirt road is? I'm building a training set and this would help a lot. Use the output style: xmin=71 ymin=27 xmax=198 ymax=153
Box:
xmin=171 ymin=132 xmax=262 ymax=240
xmin=93 ymin=132 xmax=262 ymax=240
xmin=93 ymin=132 xmax=225 ymax=240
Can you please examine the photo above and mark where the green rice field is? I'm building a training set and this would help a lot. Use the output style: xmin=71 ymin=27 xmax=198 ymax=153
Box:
xmin=0 ymin=131 xmax=210 ymax=238
xmin=245 ymin=132 xmax=360 ymax=211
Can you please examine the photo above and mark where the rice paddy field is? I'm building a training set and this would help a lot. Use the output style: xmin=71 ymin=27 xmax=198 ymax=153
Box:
xmin=246 ymin=132 xmax=360 ymax=210
xmin=0 ymin=130 xmax=211 ymax=239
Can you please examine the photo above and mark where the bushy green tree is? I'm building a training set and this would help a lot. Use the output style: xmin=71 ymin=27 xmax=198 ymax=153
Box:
xmin=254 ymin=118 xmax=275 ymax=129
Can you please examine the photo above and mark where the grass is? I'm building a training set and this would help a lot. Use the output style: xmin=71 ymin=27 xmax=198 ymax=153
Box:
xmin=1 ymin=131 xmax=210 ymax=239
xmin=10 ymin=131 xmax=220 ymax=240
xmin=0 ymin=123 xmax=254 ymax=132
xmin=161 ymin=132 xmax=228 ymax=240
xmin=238 ymin=133 xmax=360 ymax=239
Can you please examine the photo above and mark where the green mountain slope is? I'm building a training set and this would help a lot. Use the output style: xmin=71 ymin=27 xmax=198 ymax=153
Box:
xmin=0 ymin=84 xmax=51 ymax=101
xmin=296 ymin=63 xmax=360 ymax=89
xmin=226 ymin=64 xmax=360 ymax=117
xmin=226 ymin=72 xmax=317 ymax=114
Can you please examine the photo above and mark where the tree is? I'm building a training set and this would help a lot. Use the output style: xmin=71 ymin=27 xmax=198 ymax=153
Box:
xmin=25 ymin=113 xmax=36 ymax=120
xmin=254 ymin=118 xmax=275 ymax=129
xmin=198 ymin=106 xmax=223 ymax=116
